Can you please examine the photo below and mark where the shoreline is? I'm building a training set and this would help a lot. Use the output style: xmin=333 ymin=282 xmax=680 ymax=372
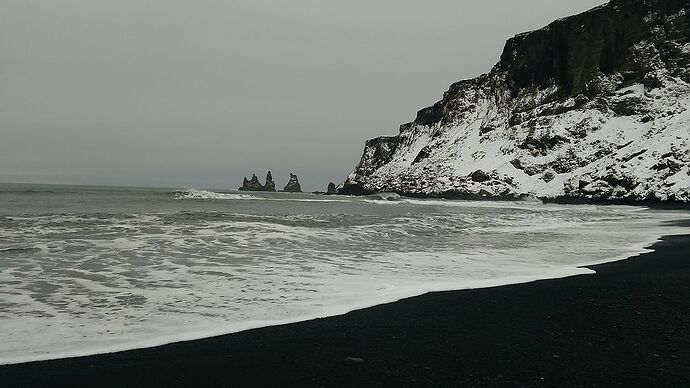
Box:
xmin=0 ymin=216 xmax=673 ymax=367
xmin=2 ymin=232 xmax=690 ymax=386
xmin=0 ymin=268 xmax=596 ymax=367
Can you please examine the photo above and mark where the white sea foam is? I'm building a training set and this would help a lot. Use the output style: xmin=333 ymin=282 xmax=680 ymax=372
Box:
xmin=173 ymin=189 xmax=257 ymax=200
xmin=173 ymin=189 xmax=350 ymax=203
xmin=0 ymin=193 xmax=687 ymax=365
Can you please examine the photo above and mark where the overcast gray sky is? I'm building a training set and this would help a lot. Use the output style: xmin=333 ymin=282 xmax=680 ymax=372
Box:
xmin=1 ymin=0 xmax=603 ymax=191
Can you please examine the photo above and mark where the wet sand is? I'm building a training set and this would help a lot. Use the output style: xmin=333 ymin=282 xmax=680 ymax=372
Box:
xmin=2 ymin=234 xmax=689 ymax=387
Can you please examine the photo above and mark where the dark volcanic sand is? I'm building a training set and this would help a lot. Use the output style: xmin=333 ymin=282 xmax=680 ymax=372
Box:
xmin=2 ymin=234 xmax=690 ymax=387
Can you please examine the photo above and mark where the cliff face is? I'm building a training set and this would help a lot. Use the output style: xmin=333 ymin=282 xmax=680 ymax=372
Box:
xmin=343 ymin=0 xmax=690 ymax=203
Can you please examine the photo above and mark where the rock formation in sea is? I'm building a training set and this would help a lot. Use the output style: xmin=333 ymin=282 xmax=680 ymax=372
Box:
xmin=239 ymin=174 xmax=263 ymax=191
xmin=341 ymin=0 xmax=690 ymax=203
xmin=284 ymin=173 xmax=302 ymax=193
xmin=327 ymin=182 xmax=338 ymax=195
xmin=239 ymin=171 xmax=276 ymax=192
xmin=264 ymin=171 xmax=276 ymax=192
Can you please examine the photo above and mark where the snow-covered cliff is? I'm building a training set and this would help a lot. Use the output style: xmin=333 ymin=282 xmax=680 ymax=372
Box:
xmin=342 ymin=0 xmax=690 ymax=203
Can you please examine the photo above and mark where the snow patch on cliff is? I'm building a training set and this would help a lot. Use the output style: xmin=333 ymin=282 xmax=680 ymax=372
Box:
xmin=344 ymin=74 xmax=690 ymax=201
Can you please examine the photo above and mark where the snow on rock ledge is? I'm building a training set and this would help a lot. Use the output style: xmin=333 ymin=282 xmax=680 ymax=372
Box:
xmin=342 ymin=0 xmax=690 ymax=204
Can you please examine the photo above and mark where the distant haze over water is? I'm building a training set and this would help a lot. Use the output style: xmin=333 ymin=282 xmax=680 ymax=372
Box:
xmin=0 ymin=0 xmax=604 ymax=190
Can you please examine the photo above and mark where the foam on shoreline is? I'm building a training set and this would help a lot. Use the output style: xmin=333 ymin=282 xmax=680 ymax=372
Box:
xmin=0 ymin=266 xmax=595 ymax=366
xmin=0 ymin=218 xmax=682 ymax=366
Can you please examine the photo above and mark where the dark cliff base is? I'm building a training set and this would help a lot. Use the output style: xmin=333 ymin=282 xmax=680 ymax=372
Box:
xmin=339 ymin=184 xmax=530 ymax=201
xmin=340 ymin=183 xmax=690 ymax=208
xmin=2 ymin=234 xmax=690 ymax=387
xmin=543 ymin=196 xmax=690 ymax=209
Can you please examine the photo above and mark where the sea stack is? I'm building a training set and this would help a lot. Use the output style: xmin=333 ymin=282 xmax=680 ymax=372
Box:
xmin=239 ymin=171 xmax=276 ymax=192
xmin=264 ymin=171 xmax=276 ymax=192
xmin=284 ymin=173 xmax=302 ymax=193
xmin=239 ymin=174 xmax=264 ymax=191
xmin=326 ymin=182 xmax=337 ymax=195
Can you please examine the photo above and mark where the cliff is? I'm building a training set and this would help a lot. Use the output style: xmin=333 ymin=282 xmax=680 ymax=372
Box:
xmin=342 ymin=0 xmax=690 ymax=203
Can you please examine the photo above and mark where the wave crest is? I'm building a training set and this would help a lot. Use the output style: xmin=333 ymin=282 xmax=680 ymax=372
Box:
xmin=172 ymin=190 xmax=256 ymax=200
xmin=365 ymin=192 xmax=402 ymax=201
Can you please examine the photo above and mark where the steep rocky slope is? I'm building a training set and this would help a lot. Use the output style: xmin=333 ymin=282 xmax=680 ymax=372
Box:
xmin=342 ymin=0 xmax=690 ymax=203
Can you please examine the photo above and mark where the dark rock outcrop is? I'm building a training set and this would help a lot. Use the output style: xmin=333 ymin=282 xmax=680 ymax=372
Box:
xmin=239 ymin=171 xmax=277 ymax=192
xmin=413 ymin=146 xmax=432 ymax=164
xmin=342 ymin=0 xmax=690 ymax=203
xmin=264 ymin=171 xmax=276 ymax=192
xmin=470 ymin=170 xmax=492 ymax=183
xmin=284 ymin=173 xmax=302 ymax=193
xmin=339 ymin=183 xmax=374 ymax=196
xmin=239 ymin=174 xmax=264 ymax=191
xmin=327 ymin=182 xmax=338 ymax=195
xmin=498 ymin=0 xmax=690 ymax=97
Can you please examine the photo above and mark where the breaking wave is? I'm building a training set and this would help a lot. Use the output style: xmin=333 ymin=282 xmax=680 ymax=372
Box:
xmin=363 ymin=192 xmax=403 ymax=202
xmin=172 ymin=189 xmax=258 ymax=200
xmin=172 ymin=189 xmax=350 ymax=203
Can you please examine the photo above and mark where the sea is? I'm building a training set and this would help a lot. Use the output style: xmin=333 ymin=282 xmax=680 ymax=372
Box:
xmin=0 ymin=182 xmax=687 ymax=364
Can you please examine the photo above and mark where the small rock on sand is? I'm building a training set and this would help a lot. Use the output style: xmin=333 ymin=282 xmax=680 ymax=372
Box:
xmin=342 ymin=357 xmax=365 ymax=366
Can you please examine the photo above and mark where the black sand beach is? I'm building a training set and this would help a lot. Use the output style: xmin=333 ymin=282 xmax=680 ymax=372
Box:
xmin=2 ymin=233 xmax=690 ymax=387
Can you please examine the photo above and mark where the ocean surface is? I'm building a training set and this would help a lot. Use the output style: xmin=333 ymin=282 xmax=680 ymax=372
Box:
xmin=0 ymin=183 xmax=687 ymax=364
